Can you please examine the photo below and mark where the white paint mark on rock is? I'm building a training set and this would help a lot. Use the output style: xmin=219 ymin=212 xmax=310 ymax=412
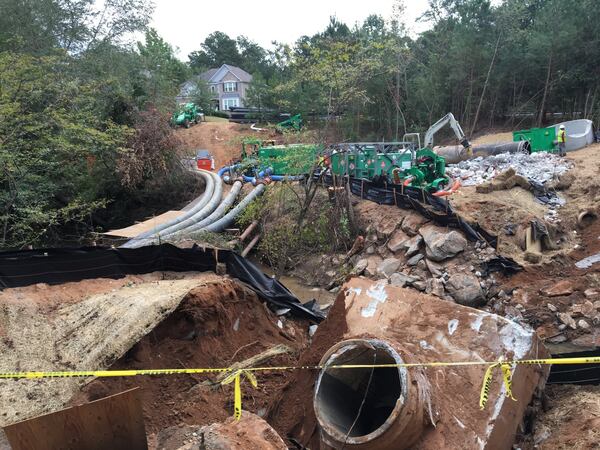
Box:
xmin=471 ymin=314 xmax=485 ymax=332
xmin=419 ymin=340 xmax=434 ymax=351
xmin=361 ymin=280 xmax=388 ymax=317
xmin=448 ymin=319 xmax=459 ymax=335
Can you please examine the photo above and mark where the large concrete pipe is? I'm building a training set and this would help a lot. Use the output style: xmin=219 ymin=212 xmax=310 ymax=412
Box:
xmin=434 ymin=141 xmax=531 ymax=164
xmin=309 ymin=278 xmax=550 ymax=450
xmin=314 ymin=339 xmax=426 ymax=450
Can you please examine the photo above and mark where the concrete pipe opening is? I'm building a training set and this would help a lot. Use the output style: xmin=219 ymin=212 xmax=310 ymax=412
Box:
xmin=314 ymin=339 xmax=424 ymax=449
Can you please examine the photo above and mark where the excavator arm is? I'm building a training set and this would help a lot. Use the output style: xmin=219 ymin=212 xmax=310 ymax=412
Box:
xmin=423 ymin=113 xmax=470 ymax=149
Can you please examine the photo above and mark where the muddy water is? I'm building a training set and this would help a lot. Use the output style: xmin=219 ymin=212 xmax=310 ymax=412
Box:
xmin=252 ymin=261 xmax=336 ymax=307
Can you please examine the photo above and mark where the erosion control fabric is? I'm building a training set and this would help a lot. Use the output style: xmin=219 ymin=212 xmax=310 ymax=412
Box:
xmin=0 ymin=244 xmax=324 ymax=322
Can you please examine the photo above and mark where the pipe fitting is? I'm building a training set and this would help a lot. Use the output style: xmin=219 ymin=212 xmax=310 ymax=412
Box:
xmin=314 ymin=338 xmax=427 ymax=450
xmin=577 ymin=209 xmax=597 ymax=228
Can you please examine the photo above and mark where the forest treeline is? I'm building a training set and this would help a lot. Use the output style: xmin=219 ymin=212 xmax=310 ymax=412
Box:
xmin=190 ymin=0 xmax=599 ymax=140
xmin=1 ymin=0 xmax=598 ymax=248
xmin=0 ymin=0 xmax=192 ymax=249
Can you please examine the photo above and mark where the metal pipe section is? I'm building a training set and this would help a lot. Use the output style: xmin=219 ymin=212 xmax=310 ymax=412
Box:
xmin=241 ymin=234 xmax=261 ymax=257
xmin=434 ymin=141 xmax=530 ymax=164
xmin=314 ymin=339 xmax=426 ymax=450
xmin=169 ymin=180 xmax=243 ymax=237
xmin=120 ymin=170 xmax=216 ymax=248
xmin=239 ymin=220 xmax=259 ymax=242
xmin=201 ymin=184 xmax=266 ymax=233
xmin=122 ymin=171 xmax=223 ymax=248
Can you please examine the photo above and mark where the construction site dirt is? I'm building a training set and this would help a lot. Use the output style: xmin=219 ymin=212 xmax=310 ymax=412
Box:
xmin=2 ymin=127 xmax=600 ymax=449
xmin=70 ymin=277 xmax=309 ymax=443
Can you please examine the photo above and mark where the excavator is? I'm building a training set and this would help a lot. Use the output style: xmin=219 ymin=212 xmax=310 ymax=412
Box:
xmin=423 ymin=112 xmax=471 ymax=152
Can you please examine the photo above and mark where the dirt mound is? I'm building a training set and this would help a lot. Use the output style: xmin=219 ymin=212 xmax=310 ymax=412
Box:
xmin=516 ymin=385 xmax=600 ymax=449
xmin=72 ymin=278 xmax=309 ymax=442
xmin=471 ymin=131 xmax=514 ymax=145
xmin=498 ymin=215 xmax=600 ymax=345
xmin=176 ymin=121 xmax=278 ymax=169
xmin=0 ymin=273 xmax=218 ymax=428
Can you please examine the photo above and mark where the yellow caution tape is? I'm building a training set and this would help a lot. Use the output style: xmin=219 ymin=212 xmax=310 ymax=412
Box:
xmin=221 ymin=370 xmax=258 ymax=420
xmin=479 ymin=363 xmax=498 ymax=409
xmin=1 ymin=356 xmax=598 ymax=419
xmin=501 ymin=363 xmax=516 ymax=402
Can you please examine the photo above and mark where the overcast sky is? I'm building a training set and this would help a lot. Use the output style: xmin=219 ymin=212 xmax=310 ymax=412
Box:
xmin=149 ymin=0 xmax=431 ymax=61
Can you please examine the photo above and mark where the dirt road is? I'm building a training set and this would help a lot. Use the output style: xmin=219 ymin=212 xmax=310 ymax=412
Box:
xmin=176 ymin=121 xmax=278 ymax=169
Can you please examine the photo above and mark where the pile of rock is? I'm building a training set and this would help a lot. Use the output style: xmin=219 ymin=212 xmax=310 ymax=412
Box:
xmin=350 ymin=210 xmax=500 ymax=307
xmin=546 ymin=286 xmax=600 ymax=333
xmin=446 ymin=151 xmax=572 ymax=187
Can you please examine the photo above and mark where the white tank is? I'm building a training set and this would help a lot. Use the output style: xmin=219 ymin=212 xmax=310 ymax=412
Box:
xmin=548 ymin=119 xmax=594 ymax=152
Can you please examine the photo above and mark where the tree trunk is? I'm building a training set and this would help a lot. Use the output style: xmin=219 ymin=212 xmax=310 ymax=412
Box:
xmin=470 ymin=33 xmax=501 ymax=136
xmin=583 ymin=88 xmax=591 ymax=118
xmin=537 ymin=52 xmax=553 ymax=127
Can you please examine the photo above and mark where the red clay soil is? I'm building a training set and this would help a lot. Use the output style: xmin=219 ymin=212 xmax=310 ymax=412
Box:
xmin=176 ymin=122 xmax=278 ymax=169
xmin=266 ymin=290 xmax=348 ymax=448
xmin=71 ymin=278 xmax=310 ymax=439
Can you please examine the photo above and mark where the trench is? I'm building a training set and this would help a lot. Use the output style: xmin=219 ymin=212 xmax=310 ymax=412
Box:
xmin=548 ymin=349 xmax=600 ymax=385
xmin=251 ymin=260 xmax=336 ymax=307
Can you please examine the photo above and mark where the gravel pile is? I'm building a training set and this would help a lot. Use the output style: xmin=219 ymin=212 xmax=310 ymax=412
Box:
xmin=447 ymin=151 xmax=572 ymax=187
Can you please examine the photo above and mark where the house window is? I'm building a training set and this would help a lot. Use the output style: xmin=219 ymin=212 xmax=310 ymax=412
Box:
xmin=222 ymin=98 xmax=239 ymax=110
xmin=223 ymin=81 xmax=237 ymax=92
xmin=210 ymin=85 xmax=216 ymax=93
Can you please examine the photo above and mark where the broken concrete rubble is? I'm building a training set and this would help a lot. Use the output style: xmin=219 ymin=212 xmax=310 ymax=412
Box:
xmin=312 ymin=278 xmax=549 ymax=450
xmin=446 ymin=151 xmax=572 ymax=187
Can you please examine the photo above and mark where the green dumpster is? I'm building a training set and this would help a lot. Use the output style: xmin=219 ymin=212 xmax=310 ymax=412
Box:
xmin=513 ymin=127 xmax=556 ymax=153
xmin=257 ymin=144 xmax=319 ymax=175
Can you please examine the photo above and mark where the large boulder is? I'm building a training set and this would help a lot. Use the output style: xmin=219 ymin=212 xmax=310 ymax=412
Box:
xmin=353 ymin=258 xmax=368 ymax=275
xmin=390 ymin=272 xmax=419 ymax=288
xmin=445 ymin=273 xmax=485 ymax=306
xmin=419 ymin=225 xmax=467 ymax=262
xmin=365 ymin=255 xmax=383 ymax=277
xmin=377 ymin=257 xmax=402 ymax=278
xmin=541 ymin=280 xmax=574 ymax=297
xmin=404 ymin=235 xmax=423 ymax=257
xmin=387 ymin=229 xmax=410 ymax=253
xmin=401 ymin=211 xmax=428 ymax=236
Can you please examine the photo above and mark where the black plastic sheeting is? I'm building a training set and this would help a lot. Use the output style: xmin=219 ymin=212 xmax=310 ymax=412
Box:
xmin=324 ymin=175 xmax=498 ymax=246
xmin=548 ymin=349 xmax=600 ymax=385
xmin=0 ymin=244 xmax=325 ymax=322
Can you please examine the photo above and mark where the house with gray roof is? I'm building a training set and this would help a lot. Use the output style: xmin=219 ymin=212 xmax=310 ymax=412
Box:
xmin=177 ymin=64 xmax=253 ymax=111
